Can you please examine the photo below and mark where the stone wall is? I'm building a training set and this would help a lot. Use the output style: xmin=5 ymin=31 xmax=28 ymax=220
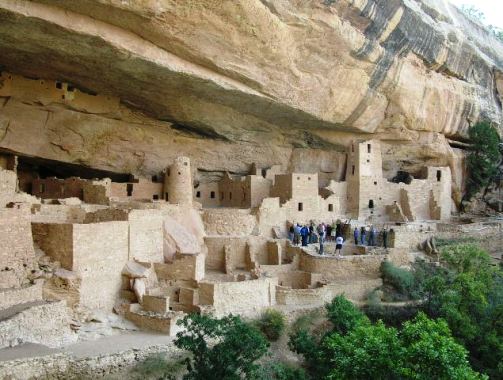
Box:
xmin=32 ymin=177 xmax=85 ymax=199
xmin=202 ymin=208 xmax=258 ymax=236
xmin=298 ymin=249 xmax=409 ymax=282
xmin=154 ymin=253 xmax=205 ymax=282
xmin=199 ymin=277 xmax=277 ymax=317
xmin=0 ymin=207 xmax=36 ymax=288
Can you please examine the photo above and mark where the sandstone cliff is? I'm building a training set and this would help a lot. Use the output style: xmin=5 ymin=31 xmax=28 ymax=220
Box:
xmin=0 ymin=0 xmax=501 ymax=188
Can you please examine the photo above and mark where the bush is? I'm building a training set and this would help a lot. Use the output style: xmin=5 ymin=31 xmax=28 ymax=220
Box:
xmin=253 ymin=362 xmax=309 ymax=380
xmin=325 ymin=295 xmax=369 ymax=335
xmin=129 ymin=354 xmax=179 ymax=380
xmin=175 ymin=313 xmax=269 ymax=380
xmin=380 ymin=261 xmax=415 ymax=298
xmin=257 ymin=309 xmax=286 ymax=342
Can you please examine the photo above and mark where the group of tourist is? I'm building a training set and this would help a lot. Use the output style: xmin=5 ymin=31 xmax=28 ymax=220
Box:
xmin=288 ymin=221 xmax=390 ymax=258
xmin=352 ymin=225 xmax=389 ymax=248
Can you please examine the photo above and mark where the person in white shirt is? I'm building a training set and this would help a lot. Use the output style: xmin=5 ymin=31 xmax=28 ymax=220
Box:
xmin=335 ymin=235 xmax=344 ymax=258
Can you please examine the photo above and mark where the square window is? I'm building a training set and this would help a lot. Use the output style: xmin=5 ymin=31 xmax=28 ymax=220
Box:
xmin=210 ymin=191 xmax=215 ymax=199
xmin=196 ymin=191 xmax=201 ymax=198
xmin=328 ymin=204 xmax=333 ymax=212
xmin=298 ymin=202 xmax=303 ymax=211
xmin=153 ymin=194 xmax=159 ymax=200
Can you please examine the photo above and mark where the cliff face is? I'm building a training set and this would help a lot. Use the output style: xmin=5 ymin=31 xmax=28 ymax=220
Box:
xmin=0 ymin=0 xmax=501 ymax=186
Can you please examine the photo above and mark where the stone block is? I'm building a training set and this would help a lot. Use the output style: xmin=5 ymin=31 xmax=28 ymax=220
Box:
xmin=142 ymin=295 xmax=170 ymax=313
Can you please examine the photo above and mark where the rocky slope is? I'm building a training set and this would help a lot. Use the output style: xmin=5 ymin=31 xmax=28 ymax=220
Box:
xmin=0 ymin=0 xmax=501 ymax=187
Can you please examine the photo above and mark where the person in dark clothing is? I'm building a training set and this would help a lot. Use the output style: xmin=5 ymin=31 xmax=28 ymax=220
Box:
xmin=360 ymin=226 xmax=367 ymax=245
xmin=300 ymin=225 xmax=309 ymax=247
xmin=309 ymin=223 xmax=315 ymax=244
xmin=326 ymin=225 xmax=332 ymax=242
xmin=354 ymin=227 xmax=360 ymax=245
xmin=382 ymin=228 xmax=388 ymax=249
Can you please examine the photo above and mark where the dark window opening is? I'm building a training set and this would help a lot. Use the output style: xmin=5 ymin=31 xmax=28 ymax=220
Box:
xmin=367 ymin=144 xmax=371 ymax=153
xmin=153 ymin=194 xmax=159 ymax=200
xmin=369 ymin=199 xmax=374 ymax=209
xmin=210 ymin=191 xmax=215 ymax=199
xmin=196 ymin=191 xmax=201 ymax=198
xmin=367 ymin=159 xmax=370 ymax=163
xmin=127 ymin=183 xmax=133 ymax=197
xmin=55 ymin=82 xmax=62 ymax=89
xmin=165 ymin=192 xmax=169 ymax=201
xmin=436 ymin=170 xmax=442 ymax=182
xmin=328 ymin=204 xmax=333 ymax=212
xmin=374 ymin=181 xmax=377 ymax=185
xmin=67 ymin=85 xmax=75 ymax=92
xmin=167 ymin=169 xmax=170 ymax=177
xmin=352 ymin=165 xmax=355 ymax=175
xmin=152 ymin=175 xmax=158 ymax=182
xmin=351 ymin=144 xmax=354 ymax=152
xmin=61 ymin=95 xmax=65 ymax=100
xmin=308 ymin=177 xmax=311 ymax=181
xmin=178 ymin=171 xmax=181 ymax=175
xmin=298 ymin=202 xmax=303 ymax=211
xmin=229 ymin=192 xmax=232 ymax=200
xmin=183 ymin=162 xmax=188 ymax=166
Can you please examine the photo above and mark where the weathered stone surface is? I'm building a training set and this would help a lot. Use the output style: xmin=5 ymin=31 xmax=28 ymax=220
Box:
xmin=0 ymin=0 xmax=500 ymax=181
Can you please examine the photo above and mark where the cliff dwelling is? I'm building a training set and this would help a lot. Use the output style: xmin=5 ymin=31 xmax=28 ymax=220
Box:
xmin=0 ymin=0 xmax=501 ymax=378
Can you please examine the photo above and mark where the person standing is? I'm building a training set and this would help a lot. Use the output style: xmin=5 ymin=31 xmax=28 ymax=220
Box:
xmin=382 ymin=228 xmax=388 ymax=249
xmin=288 ymin=223 xmax=294 ymax=243
xmin=369 ymin=226 xmax=376 ymax=246
xmin=300 ymin=225 xmax=309 ymax=247
xmin=335 ymin=235 xmax=344 ymax=258
xmin=319 ymin=233 xmax=325 ymax=255
xmin=294 ymin=223 xmax=301 ymax=246
xmin=354 ymin=227 xmax=360 ymax=245
xmin=360 ymin=226 xmax=367 ymax=246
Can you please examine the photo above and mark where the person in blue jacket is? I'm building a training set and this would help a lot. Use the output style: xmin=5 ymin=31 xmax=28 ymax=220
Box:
xmin=300 ymin=225 xmax=309 ymax=247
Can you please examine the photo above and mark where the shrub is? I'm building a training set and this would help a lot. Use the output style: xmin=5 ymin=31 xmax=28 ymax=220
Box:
xmin=175 ymin=313 xmax=269 ymax=380
xmin=380 ymin=261 xmax=415 ymax=298
xmin=129 ymin=354 xmax=179 ymax=380
xmin=257 ymin=309 xmax=286 ymax=342
xmin=325 ymin=295 xmax=369 ymax=335
xmin=253 ymin=362 xmax=309 ymax=380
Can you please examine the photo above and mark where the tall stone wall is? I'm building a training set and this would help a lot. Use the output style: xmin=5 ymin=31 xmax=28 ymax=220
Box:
xmin=0 ymin=207 xmax=36 ymax=288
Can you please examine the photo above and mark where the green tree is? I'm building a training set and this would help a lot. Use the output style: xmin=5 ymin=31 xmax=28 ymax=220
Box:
xmin=174 ymin=314 xmax=269 ymax=380
xmin=256 ymin=309 xmax=286 ymax=341
xmin=400 ymin=313 xmax=484 ymax=380
xmin=460 ymin=4 xmax=486 ymax=22
xmin=325 ymin=295 xmax=369 ymax=334
xmin=466 ymin=122 xmax=501 ymax=199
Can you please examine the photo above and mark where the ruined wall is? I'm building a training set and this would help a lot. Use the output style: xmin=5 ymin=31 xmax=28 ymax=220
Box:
xmin=110 ymin=178 xmax=163 ymax=201
xmin=199 ymin=277 xmax=277 ymax=317
xmin=202 ymin=208 xmax=257 ymax=236
xmin=32 ymin=177 xmax=85 ymax=199
xmin=0 ymin=207 xmax=36 ymax=288
xmin=154 ymin=253 xmax=205 ymax=282
xmin=194 ymin=182 xmax=219 ymax=208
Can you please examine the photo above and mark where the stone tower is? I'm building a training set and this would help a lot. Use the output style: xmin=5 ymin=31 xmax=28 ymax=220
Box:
xmin=164 ymin=156 xmax=193 ymax=205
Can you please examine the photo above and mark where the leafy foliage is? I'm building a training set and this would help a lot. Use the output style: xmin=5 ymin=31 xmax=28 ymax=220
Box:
xmin=253 ymin=362 xmax=308 ymax=380
xmin=290 ymin=296 xmax=484 ymax=379
xmin=256 ymin=309 xmax=286 ymax=342
xmin=381 ymin=261 xmax=415 ymax=298
xmin=129 ymin=354 xmax=180 ymax=380
xmin=466 ymin=122 xmax=501 ymax=199
xmin=174 ymin=313 xmax=269 ymax=380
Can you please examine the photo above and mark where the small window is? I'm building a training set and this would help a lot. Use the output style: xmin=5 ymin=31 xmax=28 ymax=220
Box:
xmin=369 ymin=199 xmax=374 ymax=209
xmin=183 ymin=162 xmax=188 ymax=166
xmin=152 ymin=175 xmax=158 ymax=182
xmin=55 ymin=82 xmax=62 ymax=89
xmin=374 ymin=181 xmax=377 ymax=185
xmin=210 ymin=191 xmax=215 ymax=199
xmin=298 ymin=202 xmax=303 ymax=211
xmin=367 ymin=144 xmax=371 ymax=153
xmin=297 ymin=176 xmax=300 ymax=180
xmin=165 ymin=192 xmax=169 ymax=201
xmin=127 ymin=183 xmax=133 ymax=197
xmin=178 ymin=171 xmax=181 ymax=175
xmin=153 ymin=194 xmax=159 ymax=200
xmin=67 ymin=85 xmax=75 ymax=92
xmin=352 ymin=165 xmax=355 ymax=175
xmin=367 ymin=159 xmax=370 ymax=163
xmin=196 ymin=191 xmax=201 ymax=198
xmin=328 ymin=204 xmax=333 ymax=212
xmin=308 ymin=177 xmax=311 ymax=181
xmin=351 ymin=144 xmax=354 ymax=152
xmin=229 ymin=192 xmax=232 ymax=200
xmin=436 ymin=170 xmax=442 ymax=182
xmin=167 ymin=169 xmax=170 ymax=177
xmin=61 ymin=95 xmax=65 ymax=100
